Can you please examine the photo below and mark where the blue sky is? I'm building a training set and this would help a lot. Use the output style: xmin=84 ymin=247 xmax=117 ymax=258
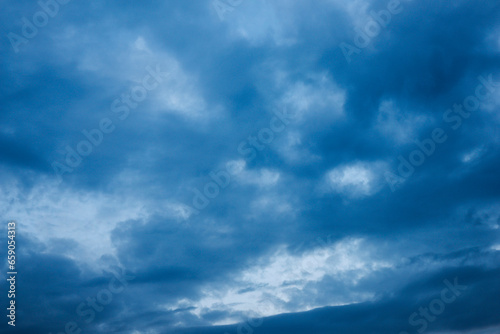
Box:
xmin=1 ymin=0 xmax=500 ymax=333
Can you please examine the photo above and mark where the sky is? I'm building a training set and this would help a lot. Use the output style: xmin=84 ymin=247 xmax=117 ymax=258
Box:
xmin=1 ymin=0 xmax=500 ymax=333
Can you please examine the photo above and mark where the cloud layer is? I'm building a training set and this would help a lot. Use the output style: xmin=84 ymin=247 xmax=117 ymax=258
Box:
xmin=1 ymin=0 xmax=500 ymax=333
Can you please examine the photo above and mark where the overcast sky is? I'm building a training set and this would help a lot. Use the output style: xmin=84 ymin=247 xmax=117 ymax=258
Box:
xmin=1 ymin=0 xmax=500 ymax=333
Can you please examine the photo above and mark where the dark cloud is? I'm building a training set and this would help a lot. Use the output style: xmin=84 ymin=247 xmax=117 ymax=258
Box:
xmin=1 ymin=0 xmax=499 ymax=333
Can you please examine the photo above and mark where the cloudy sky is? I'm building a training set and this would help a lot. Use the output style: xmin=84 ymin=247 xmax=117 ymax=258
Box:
xmin=1 ymin=0 xmax=500 ymax=333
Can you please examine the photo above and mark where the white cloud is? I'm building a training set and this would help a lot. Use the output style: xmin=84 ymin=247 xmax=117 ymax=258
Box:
xmin=169 ymin=237 xmax=392 ymax=325
xmin=276 ymin=131 xmax=321 ymax=165
xmin=461 ymin=146 xmax=485 ymax=163
xmin=281 ymin=73 xmax=346 ymax=121
xmin=324 ymin=161 xmax=387 ymax=198
xmin=51 ymin=29 xmax=211 ymax=121
xmin=250 ymin=195 xmax=293 ymax=216
xmin=227 ymin=159 xmax=281 ymax=188
xmin=243 ymin=169 xmax=280 ymax=187
xmin=134 ymin=36 xmax=150 ymax=52
xmin=0 ymin=177 xmax=150 ymax=266
xmin=225 ymin=0 xmax=297 ymax=46
xmin=491 ymin=244 xmax=500 ymax=251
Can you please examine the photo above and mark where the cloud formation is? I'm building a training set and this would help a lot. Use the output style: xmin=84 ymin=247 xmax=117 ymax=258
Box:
xmin=1 ymin=0 xmax=500 ymax=333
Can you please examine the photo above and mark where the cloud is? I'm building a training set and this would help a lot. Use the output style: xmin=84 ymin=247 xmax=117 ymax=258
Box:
xmin=323 ymin=161 xmax=387 ymax=198
xmin=1 ymin=0 xmax=500 ymax=333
